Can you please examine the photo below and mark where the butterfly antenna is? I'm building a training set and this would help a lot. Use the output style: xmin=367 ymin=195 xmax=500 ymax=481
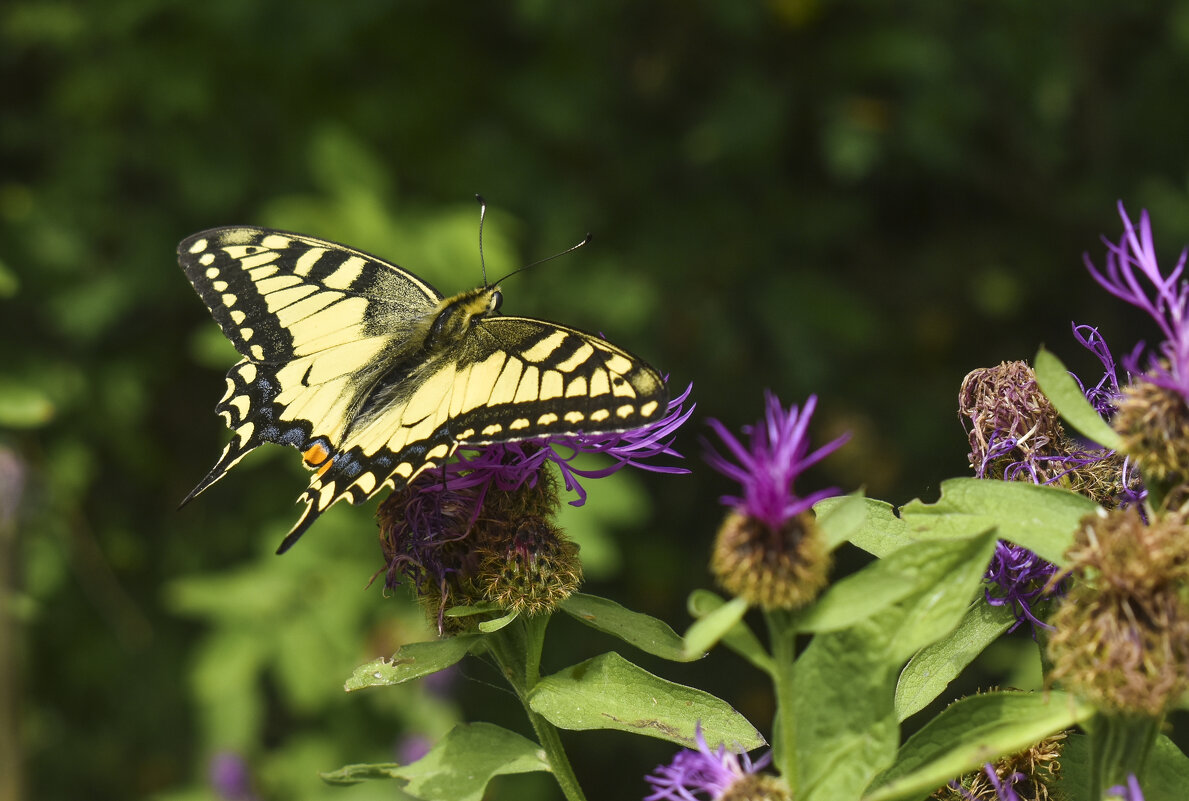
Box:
xmin=475 ymin=193 xmax=490 ymax=287
xmin=493 ymin=232 xmax=592 ymax=286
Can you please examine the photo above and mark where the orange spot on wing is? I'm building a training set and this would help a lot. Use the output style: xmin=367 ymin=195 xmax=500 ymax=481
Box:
xmin=303 ymin=442 xmax=330 ymax=467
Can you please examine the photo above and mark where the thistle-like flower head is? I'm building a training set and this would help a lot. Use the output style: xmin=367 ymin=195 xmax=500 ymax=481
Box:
xmin=704 ymin=392 xmax=848 ymax=530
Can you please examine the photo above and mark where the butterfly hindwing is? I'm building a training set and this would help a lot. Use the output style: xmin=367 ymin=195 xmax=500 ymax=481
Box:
xmin=180 ymin=226 xmax=669 ymax=552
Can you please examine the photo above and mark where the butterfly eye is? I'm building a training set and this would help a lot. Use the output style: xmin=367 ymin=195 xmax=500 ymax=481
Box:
xmin=490 ymin=290 xmax=503 ymax=314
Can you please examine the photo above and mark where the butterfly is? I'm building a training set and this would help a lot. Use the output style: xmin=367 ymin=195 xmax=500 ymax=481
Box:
xmin=178 ymin=225 xmax=669 ymax=553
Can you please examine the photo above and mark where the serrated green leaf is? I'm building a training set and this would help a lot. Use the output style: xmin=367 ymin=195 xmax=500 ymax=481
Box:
xmin=864 ymin=691 xmax=1094 ymax=801
xmin=686 ymin=590 xmax=773 ymax=674
xmin=816 ymin=496 xmax=910 ymax=558
xmin=682 ymin=595 xmax=749 ymax=658
xmin=1035 ymin=346 xmax=1123 ymax=451
xmin=815 ymin=493 xmax=869 ymax=549
xmin=560 ymin=593 xmax=692 ymax=662
xmin=900 ymin=477 xmax=1098 ymax=566
xmin=895 ymin=601 xmax=1014 ymax=721
xmin=320 ymin=762 xmax=404 ymax=785
xmin=344 ymin=635 xmax=483 ymax=691
xmin=529 ymin=651 xmax=764 ymax=749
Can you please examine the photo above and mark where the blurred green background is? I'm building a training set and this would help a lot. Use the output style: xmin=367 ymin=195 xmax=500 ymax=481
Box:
xmin=5 ymin=1 xmax=1189 ymax=799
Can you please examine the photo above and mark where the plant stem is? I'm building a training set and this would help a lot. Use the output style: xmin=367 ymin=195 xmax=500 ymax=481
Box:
xmin=766 ymin=607 xmax=799 ymax=792
xmin=1088 ymin=712 xmax=1159 ymax=799
xmin=488 ymin=614 xmax=588 ymax=801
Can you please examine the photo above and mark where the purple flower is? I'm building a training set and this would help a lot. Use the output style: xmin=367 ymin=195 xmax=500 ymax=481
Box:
xmin=1107 ymin=774 xmax=1145 ymax=801
xmin=984 ymin=541 xmax=1065 ymax=633
xmin=645 ymin=726 xmax=771 ymax=801
xmin=1084 ymin=202 xmax=1189 ymax=403
xmin=397 ymin=734 xmax=434 ymax=765
xmin=379 ymin=383 xmax=694 ymax=624
xmin=209 ymin=751 xmax=257 ymax=801
xmin=703 ymin=393 xmax=849 ymax=530
xmin=1071 ymin=323 xmax=1127 ymax=418
xmin=444 ymin=382 xmax=695 ymax=505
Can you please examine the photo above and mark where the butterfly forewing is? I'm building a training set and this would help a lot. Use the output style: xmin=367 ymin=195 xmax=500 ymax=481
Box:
xmin=180 ymin=226 xmax=669 ymax=552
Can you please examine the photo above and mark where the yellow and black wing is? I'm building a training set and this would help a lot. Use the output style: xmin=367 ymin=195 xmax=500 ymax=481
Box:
xmin=179 ymin=226 xmax=668 ymax=552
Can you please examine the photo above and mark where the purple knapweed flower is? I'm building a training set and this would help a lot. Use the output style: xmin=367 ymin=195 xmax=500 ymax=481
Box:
xmin=984 ymin=541 xmax=1064 ymax=633
xmin=1084 ymin=202 xmax=1189 ymax=403
xmin=445 ymin=381 xmax=695 ymax=505
xmin=383 ymin=382 xmax=693 ymax=587
xmin=703 ymin=392 xmax=849 ymax=530
xmin=1107 ymin=774 xmax=1145 ymax=801
xmin=379 ymin=383 xmax=694 ymax=627
xmin=645 ymin=725 xmax=772 ymax=801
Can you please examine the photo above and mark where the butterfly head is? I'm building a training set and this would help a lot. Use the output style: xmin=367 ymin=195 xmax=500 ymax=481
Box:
xmin=426 ymin=285 xmax=503 ymax=349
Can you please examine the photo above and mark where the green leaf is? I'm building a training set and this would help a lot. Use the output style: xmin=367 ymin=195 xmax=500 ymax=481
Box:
xmin=815 ymin=493 xmax=869 ymax=550
xmin=900 ymin=477 xmax=1098 ymax=566
xmin=344 ymin=635 xmax=483 ymax=691
xmin=682 ymin=595 xmax=750 ymax=659
xmin=894 ymin=601 xmax=1014 ymax=721
xmin=478 ymin=609 xmax=519 ymax=632
xmin=559 ymin=593 xmax=693 ymax=662
xmin=1035 ymin=346 xmax=1123 ymax=451
xmin=686 ymin=590 xmax=773 ymax=674
xmin=529 ymin=651 xmax=765 ymax=749
xmin=815 ymin=496 xmax=910 ymax=558
xmin=889 ymin=530 xmax=999 ymax=662
xmin=321 ymin=722 xmax=550 ymax=801
xmin=793 ymin=611 xmax=901 ymax=801
xmin=798 ymin=531 xmax=997 ymax=654
xmin=864 ymin=690 xmax=1094 ymax=801
xmin=444 ymin=602 xmax=502 ymax=618
xmin=320 ymin=763 xmax=404 ymax=784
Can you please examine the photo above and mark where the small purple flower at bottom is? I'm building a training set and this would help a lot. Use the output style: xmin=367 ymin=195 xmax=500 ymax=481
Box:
xmin=1107 ymin=775 xmax=1145 ymax=801
xmin=703 ymin=392 xmax=849 ymax=529
xmin=984 ymin=541 xmax=1065 ymax=633
xmin=209 ymin=751 xmax=257 ymax=801
xmin=645 ymin=726 xmax=771 ymax=801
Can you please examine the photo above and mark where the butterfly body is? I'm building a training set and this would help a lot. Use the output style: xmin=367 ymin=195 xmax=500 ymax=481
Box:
xmin=179 ymin=226 xmax=667 ymax=552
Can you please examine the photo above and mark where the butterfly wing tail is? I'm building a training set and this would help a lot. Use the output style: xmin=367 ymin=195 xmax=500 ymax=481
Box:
xmin=179 ymin=432 xmax=260 ymax=508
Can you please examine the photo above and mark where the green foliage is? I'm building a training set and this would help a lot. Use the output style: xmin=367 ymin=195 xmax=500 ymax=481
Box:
xmin=559 ymin=593 xmax=691 ymax=662
xmin=1035 ymin=347 xmax=1124 ymax=451
xmin=867 ymin=692 xmax=1095 ymax=801
xmin=528 ymin=651 xmax=765 ymax=749
xmin=321 ymin=723 xmax=551 ymax=801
